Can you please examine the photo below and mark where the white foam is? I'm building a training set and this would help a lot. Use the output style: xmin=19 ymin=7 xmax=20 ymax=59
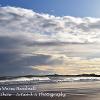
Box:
xmin=0 ymin=77 xmax=50 ymax=83
xmin=0 ymin=77 xmax=100 ymax=85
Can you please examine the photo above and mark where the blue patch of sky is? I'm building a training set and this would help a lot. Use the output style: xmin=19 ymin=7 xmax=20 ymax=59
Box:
xmin=0 ymin=0 xmax=100 ymax=17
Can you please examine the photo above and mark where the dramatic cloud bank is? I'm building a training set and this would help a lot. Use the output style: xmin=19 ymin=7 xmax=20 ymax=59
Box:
xmin=1 ymin=6 xmax=100 ymax=43
xmin=0 ymin=6 xmax=100 ymax=75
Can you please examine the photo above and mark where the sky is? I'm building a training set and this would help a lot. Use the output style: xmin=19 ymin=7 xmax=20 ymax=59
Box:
xmin=1 ymin=0 xmax=100 ymax=17
xmin=1 ymin=0 xmax=100 ymax=75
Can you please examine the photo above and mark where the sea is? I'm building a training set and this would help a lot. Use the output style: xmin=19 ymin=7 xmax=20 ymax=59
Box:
xmin=0 ymin=76 xmax=100 ymax=97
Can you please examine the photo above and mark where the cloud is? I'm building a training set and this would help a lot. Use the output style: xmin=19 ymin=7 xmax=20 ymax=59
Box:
xmin=1 ymin=6 xmax=100 ymax=43
xmin=32 ymin=56 xmax=100 ymax=75
xmin=0 ymin=6 xmax=100 ymax=75
xmin=0 ymin=52 xmax=52 ymax=75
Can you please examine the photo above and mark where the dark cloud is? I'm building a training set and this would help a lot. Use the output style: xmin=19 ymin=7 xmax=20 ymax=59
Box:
xmin=0 ymin=36 xmax=22 ymax=48
xmin=0 ymin=52 xmax=52 ymax=75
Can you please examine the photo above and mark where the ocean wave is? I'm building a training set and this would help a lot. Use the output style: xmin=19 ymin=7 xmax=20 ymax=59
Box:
xmin=0 ymin=77 xmax=100 ymax=85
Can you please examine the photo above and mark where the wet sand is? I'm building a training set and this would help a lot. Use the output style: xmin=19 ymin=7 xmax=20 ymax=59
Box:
xmin=0 ymin=94 xmax=98 ymax=100
xmin=1 ymin=81 xmax=100 ymax=100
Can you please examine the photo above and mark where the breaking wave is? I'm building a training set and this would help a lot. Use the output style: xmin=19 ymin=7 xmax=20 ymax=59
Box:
xmin=0 ymin=77 xmax=100 ymax=85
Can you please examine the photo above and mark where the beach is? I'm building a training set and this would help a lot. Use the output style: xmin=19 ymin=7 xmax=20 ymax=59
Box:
xmin=0 ymin=78 xmax=100 ymax=100
xmin=0 ymin=93 xmax=100 ymax=100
